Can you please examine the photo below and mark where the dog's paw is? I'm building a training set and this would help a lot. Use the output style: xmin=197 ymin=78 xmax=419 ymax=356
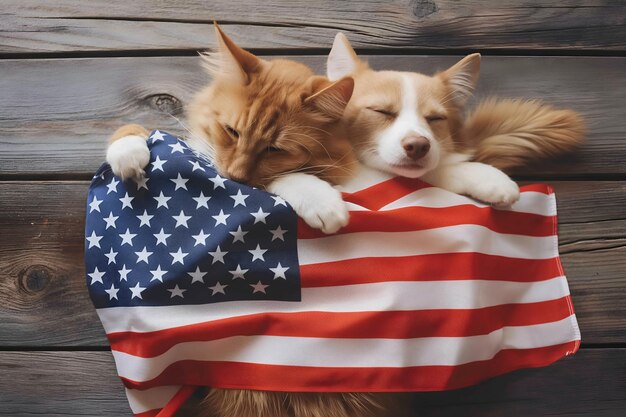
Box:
xmin=468 ymin=175 xmax=520 ymax=207
xmin=106 ymin=135 xmax=150 ymax=180
xmin=296 ymin=190 xmax=349 ymax=234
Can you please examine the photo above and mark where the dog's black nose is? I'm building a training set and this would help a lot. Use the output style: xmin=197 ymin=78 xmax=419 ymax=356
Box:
xmin=402 ymin=135 xmax=431 ymax=160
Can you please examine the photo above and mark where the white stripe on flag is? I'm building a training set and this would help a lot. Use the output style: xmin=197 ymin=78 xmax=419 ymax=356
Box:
xmin=125 ymin=385 xmax=180 ymax=414
xmin=98 ymin=276 xmax=570 ymax=334
xmin=380 ymin=187 xmax=556 ymax=216
xmin=297 ymin=225 xmax=557 ymax=265
xmin=112 ymin=316 xmax=579 ymax=383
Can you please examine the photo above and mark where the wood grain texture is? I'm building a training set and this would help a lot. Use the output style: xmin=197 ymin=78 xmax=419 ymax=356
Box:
xmin=2 ymin=1 xmax=625 ymax=53
xmin=0 ymin=349 xmax=624 ymax=417
xmin=0 ymin=180 xmax=624 ymax=347
xmin=1 ymin=55 xmax=624 ymax=178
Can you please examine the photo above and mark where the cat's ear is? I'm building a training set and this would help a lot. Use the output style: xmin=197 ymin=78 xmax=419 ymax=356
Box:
xmin=438 ymin=53 xmax=481 ymax=107
xmin=304 ymin=76 xmax=354 ymax=120
xmin=327 ymin=33 xmax=365 ymax=81
xmin=201 ymin=23 xmax=261 ymax=84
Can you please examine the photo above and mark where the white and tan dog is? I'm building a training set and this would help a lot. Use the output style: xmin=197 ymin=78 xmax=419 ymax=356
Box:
xmin=326 ymin=33 xmax=585 ymax=208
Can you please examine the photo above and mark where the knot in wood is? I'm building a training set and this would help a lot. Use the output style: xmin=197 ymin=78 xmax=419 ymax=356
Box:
xmin=19 ymin=265 xmax=52 ymax=294
xmin=411 ymin=0 xmax=438 ymax=18
xmin=146 ymin=93 xmax=183 ymax=116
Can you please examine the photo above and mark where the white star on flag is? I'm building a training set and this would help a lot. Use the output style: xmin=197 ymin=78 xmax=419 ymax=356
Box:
xmin=88 ymin=267 xmax=105 ymax=285
xmin=173 ymin=210 xmax=192 ymax=228
xmin=120 ymin=192 xmax=134 ymax=209
xmin=189 ymin=160 xmax=205 ymax=172
xmin=269 ymin=263 xmax=289 ymax=279
xmin=212 ymin=209 xmax=230 ymax=226
xmin=211 ymin=175 xmax=227 ymax=189
xmin=86 ymin=231 xmax=103 ymax=249
xmin=130 ymin=282 xmax=145 ymax=299
xmin=151 ymin=156 xmax=167 ymax=172
xmin=153 ymin=228 xmax=171 ymax=245
xmin=168 ymin=284 xmax=186 ymax=298
xmin=135 ymin=176 xmax=149 ymax=190
xmin=229 ymin=264 xmax=248 ymax=280
xmin=208 ymin=245 xmax=227 ymax=264
xmin=154 ymin=191 xmax=171 ymax=209
xmin=150 ymin=130 xmax=166 ymax=141
xmin=118 ymin=264 xmax=131 ymax=281
xmin=119 ymin=228 xmax=137 ymax=246
xmin=150 ymin=265 xmax=168 ymax=282
xmin=188 ymin=266 xmax=207 ymax=284
xmin=272 ymin=196 xmax=287 ymax=206
xmin=192 ymin=230 xmax=210 ymax=246
xmin=135 ymin=247 xmax=153 ymax=264
xmin=170 ymin=248 xmax=189 ymax=265
xmin=249 ymin=244 xmax=267 ymax=262
xmin=105 ymin=248 xmax=118 ymax=265
xmin=269 ymin=226 xmax=287 ymax=241
xmin=103 ymin=212 xmax=119 ymax=229
xmin=137 ymin=210 xmax=154 ymax=227
xmin=230 ymin=190 xmax=249 ymax=207
xmin=89 ymin=196 xmax=102 ymax=213
xmin=209 ymin=282 xmax=228 ymax=295
xmin=229 ymin=225 xmax=248 ymax=243
xmin=193 ymin=191 xmax=211 ymax=209
xmin=251 ymin=208 xmax=269 ymax=224
xmin=250 ymin=281 xmax=269 ymax=294
xmin=169 ymin=142 xmax=186 ymax=154
xmin=106 ymin=178 xmax=119 ymax=194
xmin=105 ymin=284 xmax=119 ymax=300
xmin=171 ymin=173 xmax=189 ymax=191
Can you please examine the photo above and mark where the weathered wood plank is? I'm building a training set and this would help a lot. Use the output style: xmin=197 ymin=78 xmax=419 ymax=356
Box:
xmin=0 ymin=351 xmax=131 ymax=416
xmin=0 ymin=181 xmax=624 ymax=346
xmin=1 ymin=55 xmax=624 ymax=178
xmin=2 ymin=1 xmax=625 ymax=53
xmin=0 ymin=349 xmax=624 ymax=416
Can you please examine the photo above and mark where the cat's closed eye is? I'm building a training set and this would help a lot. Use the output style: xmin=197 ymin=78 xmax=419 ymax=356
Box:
xmin=267 ymin=145 xmax=283 ymax=153
xmin=223 ymin=124 xmax=240 ymax=139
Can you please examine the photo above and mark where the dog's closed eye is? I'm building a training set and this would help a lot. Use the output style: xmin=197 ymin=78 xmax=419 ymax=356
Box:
xmin=366 ymin=107 xmax=397 ymax=118
xmin=425 ymin=114 xmax=447 ymax=123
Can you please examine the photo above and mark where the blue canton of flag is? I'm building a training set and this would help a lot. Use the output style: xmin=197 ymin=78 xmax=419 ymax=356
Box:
xmin=85 ymin=130 xmax=301 ymax=308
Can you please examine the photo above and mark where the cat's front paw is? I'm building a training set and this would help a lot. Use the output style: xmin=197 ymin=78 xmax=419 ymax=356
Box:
xmin=469 ymin=175 xmax=520 ymax=207
xmin=297 ymin=189 xmax=349 ymax=234
xmin=267 ymin=173 xmax=349 ymax=234
xmin=106 ymin=135 xmax=150 ymax=180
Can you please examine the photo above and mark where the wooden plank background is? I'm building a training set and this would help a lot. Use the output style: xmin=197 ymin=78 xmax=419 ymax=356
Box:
xmin=1 ymin=1 xmax=625 ymax=416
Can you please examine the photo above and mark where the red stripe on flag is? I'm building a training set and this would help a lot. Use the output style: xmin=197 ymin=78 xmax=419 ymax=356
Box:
xmin=297 ymin=205 xmax=555 ymax=239
xmin=343 ymin=177 xmax=432 ymax=210
xmin=300 ymin=253 xmax=562 ymax=287
xmin=120 ymin=341 xmax=579 ymax=392
xmin=134 ymin=410 xmax=159 ymax=417
xmin=108 ymin=298 xmax=573 ymax=358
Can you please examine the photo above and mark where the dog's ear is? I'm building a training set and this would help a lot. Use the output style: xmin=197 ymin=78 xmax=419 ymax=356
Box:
xmin=201 ymin=22 xmax=262 ymax=84
xmin=304 ymin=76 xmax=355 ymax=120
xmin=327 ymin=33 xmax=365 ymax=81
xmin=439 ymin=53 xmax=481 ymax=107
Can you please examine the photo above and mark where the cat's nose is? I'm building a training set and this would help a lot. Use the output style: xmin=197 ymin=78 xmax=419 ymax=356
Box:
xmin=227 ymin=168 xmax=250 ymax=183
xmin=401 ymin=135 xmax=431 ymax=160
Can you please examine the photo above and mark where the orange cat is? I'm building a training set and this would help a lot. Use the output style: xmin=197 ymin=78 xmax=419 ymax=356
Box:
xmin=106 ymin=24 xmax=391 ymax=417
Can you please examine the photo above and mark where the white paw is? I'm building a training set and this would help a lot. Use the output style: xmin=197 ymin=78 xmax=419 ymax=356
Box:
xmin=106 ymin=135 xmax=150 ymax=180
xmin=296 ymin=188 xmax=349 ymax=234
xmin=468 ymin=175 xmax=520 ymax=207
xmin=267 ymin=173 xmax=349 ymax=234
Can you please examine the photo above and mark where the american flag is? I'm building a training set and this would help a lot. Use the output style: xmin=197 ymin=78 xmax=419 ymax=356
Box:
xmin=85 ymin=130 xmax=580 ymax=417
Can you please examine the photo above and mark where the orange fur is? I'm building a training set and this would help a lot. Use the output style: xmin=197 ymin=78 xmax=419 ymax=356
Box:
xmin=109 ymin=123 xmax=149 ymax=143
xmin=460 ymin=98 xmax=586 ymax=170
xmin=186 ymin=25 xmax=356 ymax=189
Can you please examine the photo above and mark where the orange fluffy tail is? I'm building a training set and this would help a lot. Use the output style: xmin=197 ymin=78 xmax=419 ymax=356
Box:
xmin=460 ymin=98 xmax=586 ymax=171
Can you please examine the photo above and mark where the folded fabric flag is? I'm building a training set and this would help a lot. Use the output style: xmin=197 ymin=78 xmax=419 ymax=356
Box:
xmin=85 ymin=130 xmax=580 ymax=417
